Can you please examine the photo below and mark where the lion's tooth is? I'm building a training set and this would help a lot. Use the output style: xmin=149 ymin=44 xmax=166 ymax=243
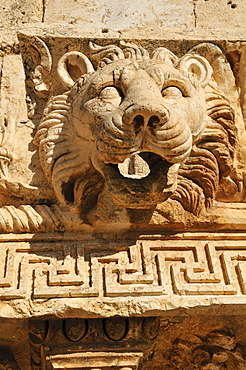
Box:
xmin=166 ymin=163 xmax=180 ymax=187
xmin=118 ymin=154 xmax=150 ymax=179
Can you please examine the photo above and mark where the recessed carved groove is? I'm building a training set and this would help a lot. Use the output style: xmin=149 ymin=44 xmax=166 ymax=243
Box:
xmin=148 ymin=115 xmax=160 ymax=128
xmin=133 ymin=115 xmax=144 ymax=133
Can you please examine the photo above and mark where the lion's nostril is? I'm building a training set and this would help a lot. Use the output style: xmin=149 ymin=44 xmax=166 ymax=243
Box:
xmin=133 ymin=115 xmax=144 ymax=134
xmin=148 ymin=115 xmax=160 ymax=128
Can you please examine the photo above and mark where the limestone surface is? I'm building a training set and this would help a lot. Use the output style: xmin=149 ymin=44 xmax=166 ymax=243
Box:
xmin=2 ymin=0 xmax=246 ymax=369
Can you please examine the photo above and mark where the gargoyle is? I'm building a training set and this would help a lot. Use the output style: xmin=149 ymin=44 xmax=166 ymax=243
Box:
xmin=34 ymin=41 xmax=237 ymax=222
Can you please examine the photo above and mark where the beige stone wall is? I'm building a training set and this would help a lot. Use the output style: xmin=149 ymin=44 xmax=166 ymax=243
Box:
xmin=1 ymin=0 xmax=246 ymax=32
xmin=195 ymin=0 xmax=246 ymax=29
xmin=0 ymin=0 xmax=43 ymax=27
xmin=43 ymin=0 xmax=195 ymax=31
xmin=2 ymin=2 xmax=246 ymax=370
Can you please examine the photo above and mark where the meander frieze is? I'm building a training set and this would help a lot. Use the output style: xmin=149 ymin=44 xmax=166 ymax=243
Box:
xmin=0 ymin=233 xmax=246 ymax=316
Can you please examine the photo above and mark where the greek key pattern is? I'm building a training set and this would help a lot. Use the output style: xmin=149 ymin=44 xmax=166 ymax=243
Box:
xmin=1 ymin=238 xmax=246 ymax=299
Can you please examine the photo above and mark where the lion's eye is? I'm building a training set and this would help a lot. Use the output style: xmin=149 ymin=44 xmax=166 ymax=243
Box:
xmin=162 ymin=86 xmax=183 ymax=98
xmin=99 ymin=86 xmax=122 ymax=106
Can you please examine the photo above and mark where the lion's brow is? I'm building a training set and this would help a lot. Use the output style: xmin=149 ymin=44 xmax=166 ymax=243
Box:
xmin=113 ymin=67 xmax=123 ymax=84
xmin=146 ymin=67 xmax=165 ymax=87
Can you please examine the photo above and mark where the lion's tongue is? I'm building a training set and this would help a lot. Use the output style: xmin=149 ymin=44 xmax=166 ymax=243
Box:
xmin=118 ymin=154 xmax=150 ymax=179
xmin=118 ymin=154 xmax=180 ymax=187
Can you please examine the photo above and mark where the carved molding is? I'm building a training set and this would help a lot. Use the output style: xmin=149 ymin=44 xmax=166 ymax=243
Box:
xmin=29 ymin=317 xmax=159 ymax=370
xmin=47 ymin=352 xmax=143 ymax=370
xmin=0 ymin=202 xmax=245 ymax=233
xmin=1 ymin=234 xmax=246 ymax=304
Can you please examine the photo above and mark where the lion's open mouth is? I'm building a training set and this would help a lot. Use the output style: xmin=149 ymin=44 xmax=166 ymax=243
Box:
xmin=117 ymin=152 xmax=179 ymax=183
xmin=95 ymin=152 xmax=180 ymax=209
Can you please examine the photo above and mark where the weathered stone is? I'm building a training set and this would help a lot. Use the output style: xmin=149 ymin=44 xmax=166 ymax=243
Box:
xmin=0 ymin=36 xmax=245 ymax=232
xmin=43 ymin=0 xmax=195 ymax=32
xmin=0 ymin=0 xmax=43 ymax=26
xmin=29 ymin=317 xmax=158 ymax=370
xmin=0 ymin=347 xmax=20 ymax=370
xmin=2 ymin=0 xmax=246 ymax=369
xmin=195 ymin=0 xmax=246 ymax=30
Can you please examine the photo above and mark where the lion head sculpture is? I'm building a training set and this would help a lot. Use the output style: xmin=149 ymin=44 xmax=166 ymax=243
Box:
xmin=34 ymin=41 xmax=238 ymax=221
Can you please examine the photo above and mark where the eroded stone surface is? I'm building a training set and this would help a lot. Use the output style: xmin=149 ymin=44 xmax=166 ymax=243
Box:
xmin=27 ymin=316 xmax=246 ymax=370
xmin=43 ymin=0 xmax=195 ymax=31
xmin=3 ymin=1 xmax=246 ymax=369
xmin=29 ymin=317 xmax=159 ymax=370
xmin=153 ymin=316 xmax=246 ymax=370
xmin=0 ymin=38 xmax=244 ymax=232
xmin=1 ymin=232 xmax=246 ymax=319
xmin=3 ymin=315 xmax=246 ymax=370
xmin=195 ymin=0 xmax=246 ymax=30
xmin=0 ymin=0 xmax=43 ymax=27
xmin=0 ymin=320 xmax=30 ymax=370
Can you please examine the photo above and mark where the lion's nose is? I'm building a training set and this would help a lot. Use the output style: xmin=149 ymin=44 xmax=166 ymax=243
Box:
xmin=148 ymin=115 xmax=162 ymax=128
xmin=132 ymin=111 xmax=169 ymax=134
xmin=123 ymin=103 xmax=169 ymax=134
xmin=132 ymin=115 xmax=144 ymax=134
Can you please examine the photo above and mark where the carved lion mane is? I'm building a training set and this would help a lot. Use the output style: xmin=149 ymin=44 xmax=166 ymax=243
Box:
xmin=34 ymin=42 xmax=237 ymax=220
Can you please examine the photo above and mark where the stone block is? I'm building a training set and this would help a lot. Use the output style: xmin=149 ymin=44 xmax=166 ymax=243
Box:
xmin=195 ymin=0 xmax=246 ymax=29
xmin=44 ymin=0 xmax=195 ymax=31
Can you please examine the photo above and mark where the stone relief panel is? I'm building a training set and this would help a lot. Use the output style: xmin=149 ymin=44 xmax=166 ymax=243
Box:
xmin=35 ymin=41 xmax=238 ymax=218
xmin=166 ymin=329 xmax=246 ymax=370
xmin=29 ymin=317 xmax=159 ymax=370
xmin=1 ymin=232 xmax=246 ymax=317
xmin=0 ymin=36 xmax=245 ymax=232
xmin=2 ymin=35 xmax=246 ymax=318
xmin=28 ymin=316 xmax=246 ymax=370
xmin=153 ymin=315 xmax=246 ymax=370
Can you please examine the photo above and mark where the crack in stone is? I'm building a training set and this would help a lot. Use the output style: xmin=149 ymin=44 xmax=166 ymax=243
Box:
xmin=193 ymin=0 xmax=197 ymax=27
xmin=42 ymin=0 xmax=46 ymax=22
xmin=0 ymin=57 xmax=3 ymax=99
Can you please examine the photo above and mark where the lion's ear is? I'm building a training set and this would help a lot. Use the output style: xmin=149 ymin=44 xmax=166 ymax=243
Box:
xmin=178 ymin=54 xmax=212 ymax=88
xmin=57 ymin=51 xmax=95 ymax=89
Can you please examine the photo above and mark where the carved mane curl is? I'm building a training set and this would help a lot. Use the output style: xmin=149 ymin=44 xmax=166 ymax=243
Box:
xmin=34 ymin=90 xmax=104 ymax=215
xmin=172 ymin=78 xmax=237 ymax=214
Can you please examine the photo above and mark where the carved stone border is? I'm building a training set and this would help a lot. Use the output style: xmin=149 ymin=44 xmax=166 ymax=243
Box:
xmin=47 ymin=352 xmax=143 ymax=370
xmin=0 ymin=232 xmax=245 ymax=317
xmin=29 ymin=317 xmax=159 ymax=370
